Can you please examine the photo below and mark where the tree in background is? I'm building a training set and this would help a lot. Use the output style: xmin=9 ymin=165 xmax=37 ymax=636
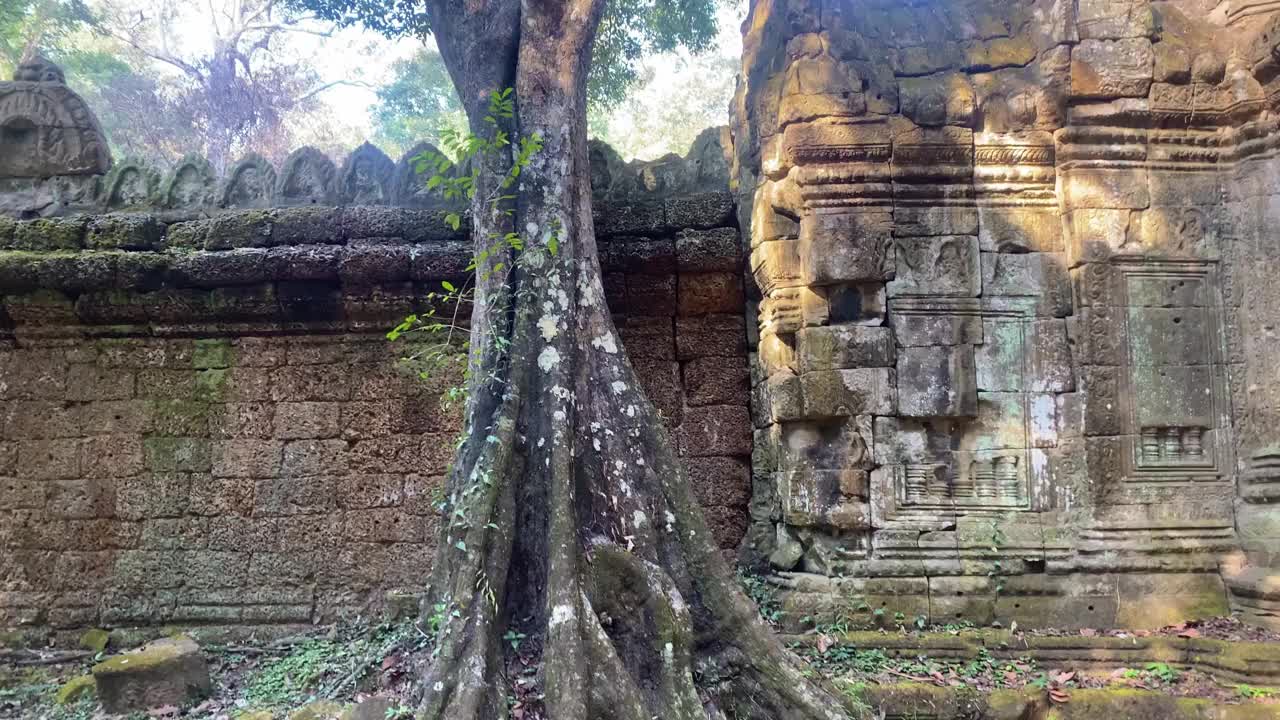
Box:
xmin=291 ymin=0 xmax=860 ymax=718
xmin=91 ymin=0 xmax=353 ymax=170
xmin=0 ymin=0 xmax=91 ymax=76
xmin=370 ymin=47 xmax=466 ymax=158
xmin=592 ymin=48 xmax=737 ymax=160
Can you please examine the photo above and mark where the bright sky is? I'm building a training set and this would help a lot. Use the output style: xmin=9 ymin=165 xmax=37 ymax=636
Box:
xmin=148 ymin=0 xmax=745 ymax=159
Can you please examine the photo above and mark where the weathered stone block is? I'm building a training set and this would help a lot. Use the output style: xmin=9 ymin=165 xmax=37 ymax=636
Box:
xmin=897 ymin=345 xmax=977 ymax=418
xmin=633 ymin=358 xmax=683 ymax=426
xmin=675 ymin=315 xmax=746 ymax=360
xmin=799 ymin=368 xmax=895 ymax=417
xmin=1061 ymin=168 xmax=1149 ymax=210
xmin=678 ymin=272 xmax=743 ymax=316
xmin=890 ymin=304 xmax=982 ymax=347
xmin=795 ymin=325 xmax=894 ymax=373
xmin=799 ymin=210 xmax=893 ymax=285
xmin=766 ymin=370 xmax=805 ymax=422
xmin=679 ymin=405 xmax=752 ymax=457
xmin=978 ymin=206 xmax=1063 ymax=253
xmin=895 ymin=205 xmax=979 ymax=237
xmin=675 ymin=227 xmax=740 ymax=272
xmin=211 ymin=440 xmax=283 ymax=478
xmin=887 ymin=236 xmax=979 ymax=297
xmin=1076 ymin=0 xmax=1155 ymax=39
xmin=1065 ymin=209 xmax=1132 ymax=266
xmin=899 ymin=73 xmax=975 ymax=126
xmin=1071 ymin=39 xmax=1154 ymax=99
xmin=685 ymin=455 xmax=752 ymax=507
xmin=683 ymin=356 xmax=749 ymax=406
xmin=273 ymin=402 xmax=342 ymax=440
xmin=1080 ymin=367 xmax=1122 ymax=436
xmin=92 ymin=635 xmax=210 ymax=714
xmin=1152 ymin=40 xmax=1190 ymax=83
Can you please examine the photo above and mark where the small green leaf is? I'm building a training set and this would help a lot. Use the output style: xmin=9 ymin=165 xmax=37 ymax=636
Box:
xmin=455 ymin=540 xmax=467 ymax=551
xmin=441 ymin=280 xmax=456 ymax=292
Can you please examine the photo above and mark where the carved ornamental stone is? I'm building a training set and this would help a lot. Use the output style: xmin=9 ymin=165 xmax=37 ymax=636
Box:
xmin=0 ymin=53 xmax=110 ymax=178
xmin=735 ymin=0 xmax=1276 ymax=631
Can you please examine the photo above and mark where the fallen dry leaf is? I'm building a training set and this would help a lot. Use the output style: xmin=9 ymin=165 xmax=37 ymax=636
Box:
xmin=1054 ymin=671 xmax=1076 ymax=684
xmin=1079 ymin=628 xmax=1097 ymax=637
xmin=1049 ymin=688 xmax=1071 ymax=704
xmin=817 ymin=634 xmax=835 ymax=654
xmin=1177 ymin=628 xmax=1201 ymax=639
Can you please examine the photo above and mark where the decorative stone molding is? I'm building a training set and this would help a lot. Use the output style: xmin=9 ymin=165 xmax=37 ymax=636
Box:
xmin=0 ymin=54 xmax=111 ymax=178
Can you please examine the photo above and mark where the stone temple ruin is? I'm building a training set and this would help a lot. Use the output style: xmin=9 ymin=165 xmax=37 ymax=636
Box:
xmin=3 ymin=0 xmax=1280 ymax=643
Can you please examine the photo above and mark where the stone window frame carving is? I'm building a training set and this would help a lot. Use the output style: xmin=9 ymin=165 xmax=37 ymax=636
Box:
xmin=873 ymin=297 xmax=1051 ymax=529
xmin=1111 ymin=257 xmax=1234 ymax=484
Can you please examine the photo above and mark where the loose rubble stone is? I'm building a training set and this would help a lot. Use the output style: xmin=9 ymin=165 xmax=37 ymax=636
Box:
xmin=91 ymin=635 xmax=211 ymax=714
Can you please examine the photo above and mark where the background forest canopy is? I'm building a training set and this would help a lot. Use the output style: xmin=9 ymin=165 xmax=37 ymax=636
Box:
xmin=1 ymin=0 xmax=741 ymax=170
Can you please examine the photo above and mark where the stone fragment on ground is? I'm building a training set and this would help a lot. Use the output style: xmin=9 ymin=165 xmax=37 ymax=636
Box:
xmin=91 ymin=634 xmax=211 ymax=713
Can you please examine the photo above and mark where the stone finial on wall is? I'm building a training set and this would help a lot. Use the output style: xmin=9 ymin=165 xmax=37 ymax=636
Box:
xmin=221 ymin=154 xmax=277 ymax=208
xmin=162 ymin=154 xmax=217 ymax=210
xmin=102 ymin=158 xmax=160 ymax=210
xmin=277 ymin=147 xmax=337 ymax=206
xmin=0 ymin=52 xmax=111 ymax=178
xmin=392 ymin=141 xmax=461 ymax=210
xmin=339 ymin=142 xmax=394 ymax=205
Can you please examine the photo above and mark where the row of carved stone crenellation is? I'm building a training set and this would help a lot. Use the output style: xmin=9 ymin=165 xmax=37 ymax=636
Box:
xmin=0 ymin=132 xmax=735 ymax=221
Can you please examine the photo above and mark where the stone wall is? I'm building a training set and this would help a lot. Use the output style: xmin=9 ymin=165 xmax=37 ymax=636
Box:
xmin=733 ymin=0 xmax=1280 ymax=631
xmin=0 ymin=60 xmax=750 ymax=637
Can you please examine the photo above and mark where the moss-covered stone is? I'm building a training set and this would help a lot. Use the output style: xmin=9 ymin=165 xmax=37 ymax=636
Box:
xmin=85 ymin=214 xmax=165 ymax=250
xmin=235 ymin=711 xmax=276 ymax=720
xmin=193 ymin=338 xmax=234 ymax=370
xmin=92 ymin=635 xmax=211 ymax=714
xmin=79 ymin=628 xmax=110 ymax=652
xmin=54 ymin=675 xmax=96 ymax=705
xmin=194 ymin=368 xmax=231 ymax=401
xmin=8 ymin=216 xmax=87 ymax=251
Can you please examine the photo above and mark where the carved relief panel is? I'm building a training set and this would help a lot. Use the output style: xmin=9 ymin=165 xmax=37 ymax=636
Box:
xmin=1114 ymin=260 xmax=1233 ymax=483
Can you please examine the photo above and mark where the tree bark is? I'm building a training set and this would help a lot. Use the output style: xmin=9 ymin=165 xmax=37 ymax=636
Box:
xmin=416 ymin=0 xmax=865 ymax=718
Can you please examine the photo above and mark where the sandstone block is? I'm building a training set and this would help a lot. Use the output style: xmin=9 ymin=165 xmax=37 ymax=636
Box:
xmin=1153 ymin=40 xmax=1190 ymax=83
xmin=897 ymin=345 xmax=977 ymax=418
xmin=887 ymin=236 xmax=980 ymax=297
xmin=92 ymin=635 xmax=211 ymax=714
xmin=978 ymin=206 xmax=1063 ymax=253
xmin=1061 ymin=167 xmax=1149 ymax=211
xmin=892 ymin=311 xmax=983 ymax=347
xmin=1076 ymin=0 xmax=1155 ymax=39
xmin=899 ymin=74 xmax=975 ymax=127
xmin=895 ymin=205 xmax=979 ymax=237
xmin=799 ymin=210 xmax=893 ymax=285
xmin=799 ymin=368 xmax=895 ymax=417
xmin=1071 ymin=39 xmax=1153 ymax=99
xmin=795 ymin=325 xmax=894 ymax=372
xmin=1065 ymin=208 xmax=1132 ymax=266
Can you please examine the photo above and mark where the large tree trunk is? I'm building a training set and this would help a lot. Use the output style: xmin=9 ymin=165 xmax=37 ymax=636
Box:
xmin=415 ymin=0 xmax=864 ymax=718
